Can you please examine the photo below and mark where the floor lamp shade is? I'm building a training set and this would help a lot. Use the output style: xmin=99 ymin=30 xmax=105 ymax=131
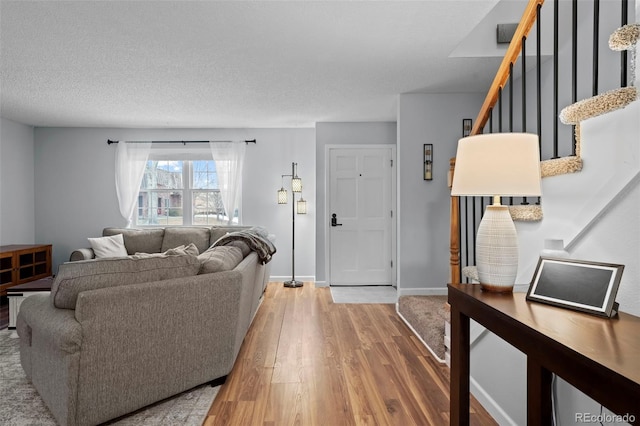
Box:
xmin=451 ymin=133 xmax=542 ymax=292
xmin=292 ymin=177 xmax=302 ymax=192
xmin=297 ymin=198 xmax=307 ymax=214
xmin=278 ymin=188 xmax=287 ymax=204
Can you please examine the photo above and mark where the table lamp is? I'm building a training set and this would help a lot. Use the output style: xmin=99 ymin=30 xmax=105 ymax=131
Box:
xmin=450 ymin=133 xmax=542 ymax=292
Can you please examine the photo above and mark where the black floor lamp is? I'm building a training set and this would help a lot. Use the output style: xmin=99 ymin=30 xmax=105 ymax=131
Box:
xmin=277 ymin=162 xmax=306 ymax=288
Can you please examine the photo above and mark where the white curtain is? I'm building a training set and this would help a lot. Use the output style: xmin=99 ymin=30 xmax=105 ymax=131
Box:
xmin=209 ymin=141 xmax=246 ymax=224
xmin=115 ymin=141 xmax=152 ymax=227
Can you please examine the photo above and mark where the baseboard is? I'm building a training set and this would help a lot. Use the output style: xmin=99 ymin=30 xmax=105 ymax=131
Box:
xmin=470 ymin=376 xmax=519 ymax=426
xmin=269 ymin=275 xmax=316 ymax=283
xmin=314 ymin=281 xmax=328 ymax=287
xmin=397 ymin=287 xmax=448 ymax=296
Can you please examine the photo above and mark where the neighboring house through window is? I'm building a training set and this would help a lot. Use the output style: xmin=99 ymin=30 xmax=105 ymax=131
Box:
xmin=136 ymin=160 xmax=236 ymax=226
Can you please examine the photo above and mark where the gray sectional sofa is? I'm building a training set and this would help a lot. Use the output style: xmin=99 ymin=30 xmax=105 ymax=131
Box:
xmin=16 ymin=226 xmax=275 ymax=426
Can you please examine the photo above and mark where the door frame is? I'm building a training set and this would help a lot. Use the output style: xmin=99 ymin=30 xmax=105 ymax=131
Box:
xmin=324 ymin=144 xmax=397 ymax=287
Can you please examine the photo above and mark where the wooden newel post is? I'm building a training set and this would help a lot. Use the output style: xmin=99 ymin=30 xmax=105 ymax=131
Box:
xmin=449 ymin=157 xmax=461 ymax=284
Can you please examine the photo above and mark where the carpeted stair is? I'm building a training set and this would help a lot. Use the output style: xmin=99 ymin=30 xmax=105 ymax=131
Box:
xmin=397 ymin=295 xmax=449 ymax=363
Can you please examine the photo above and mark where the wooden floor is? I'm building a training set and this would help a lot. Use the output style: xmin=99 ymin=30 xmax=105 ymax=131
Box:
xmin=204 ymin=283 xmax=496 ymax=426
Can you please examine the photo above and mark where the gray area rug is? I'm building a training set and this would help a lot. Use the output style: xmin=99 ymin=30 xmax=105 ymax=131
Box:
xmin=330 ymin=285 xmax=397 ymax=304
xmin=397 ymin=295 xmax=449 ymax=362
xmin=0 ymin=330 xmax=219 ymax=426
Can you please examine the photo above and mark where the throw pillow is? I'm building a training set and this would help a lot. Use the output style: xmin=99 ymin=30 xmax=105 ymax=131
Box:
xmin=198 ymin=246 xmax=244 ymax=274
xmin=168 ymin=243 xmax=199 ymax=257
xmin=88 ymin=234 xmax=128 ymax=258
xmin=132 ymin=243 xmax=199 ymax=258
xmin=102 ymin=227 xmax=164 ymax=254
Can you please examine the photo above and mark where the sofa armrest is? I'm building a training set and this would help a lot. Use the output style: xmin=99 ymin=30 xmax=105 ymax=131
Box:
xmin=17 ymin=294 xmax=82 ymax=353
xmin=69 ymin=248 xmax=95 ymax=262
xmin=72 ymin=272 xmax=243 ymax=423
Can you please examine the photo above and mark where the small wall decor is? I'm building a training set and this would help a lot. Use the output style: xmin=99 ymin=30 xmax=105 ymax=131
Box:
xmin=462 ymin=119 xmax=472 ymax=137
xmin=526 ymin=257 xmax=624 ymax=318
xmin=423 ymin=144 xmax=433 ymax=180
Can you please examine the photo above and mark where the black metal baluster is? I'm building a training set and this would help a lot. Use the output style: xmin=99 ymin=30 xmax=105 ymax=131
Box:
xmin=522 ymin=36 xmax=529 ymax=205
xmin=509 ymin=62 xmax=514 ymax=133
xmin=509 ymin=62 xmax=514 ymax=205
xmin=522 ymin=38 xmax=527 ymax=133
xmin=621 ymin=0 xmax=629 ymax=87
xmin=553 ymin=0 xmax=559 ymax=159
xmin=593 ymin=0 xmax=600 ymax=96
xmin=536 ymin=3 xmax=542 ymax=205
xmin=458 ymin=196 xmax=463 ymax=282
xmin=499 ymin=87 xmax=503 ymax=132
xmin=537 ymin=4 xmax=542 ymax=159
xmin=464 ymin=197 xmax=469 ymax=277
xmin=572 ymin=0 xmax=578 ymax=156
xmin=489 ymin=107 xmax=494 ymax=133
xmin=472 ymin=197 xmax=477 ymax=266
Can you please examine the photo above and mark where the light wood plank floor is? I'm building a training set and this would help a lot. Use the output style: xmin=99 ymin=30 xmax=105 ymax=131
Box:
xmin=204 ymin=282 xmax=496 ymax=425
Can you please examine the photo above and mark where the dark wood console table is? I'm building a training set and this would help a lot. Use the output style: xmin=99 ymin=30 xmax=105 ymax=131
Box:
xmin=0 ymin=244 xmax=52 ymax=296
xmin=448 ymin=283 xmax=640 ymax=425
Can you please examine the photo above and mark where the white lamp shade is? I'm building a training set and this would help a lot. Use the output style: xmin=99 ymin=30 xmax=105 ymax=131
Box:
xmin=297 ymin=198 xmax=307 ymax=214
xmin=278 ymin=188 xmax=288 ymax=204
xmin=292 ymin=177 xmax=302 ymax=192
xmin=451 ymin=133 xmax=542 ymax=197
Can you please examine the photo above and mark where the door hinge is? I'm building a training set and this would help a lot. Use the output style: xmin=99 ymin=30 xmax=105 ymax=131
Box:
xmin=390 ymin=159 xmax=393 ymax=167
xmin=391 ymin=260 xmax=393 ymax=268
xmin=390 ymin=210 xmax=393 ymax=218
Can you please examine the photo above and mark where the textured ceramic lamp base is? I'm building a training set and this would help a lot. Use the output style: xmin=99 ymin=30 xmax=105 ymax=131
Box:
xmin=476 ymin=205 xmax=518 ymax=293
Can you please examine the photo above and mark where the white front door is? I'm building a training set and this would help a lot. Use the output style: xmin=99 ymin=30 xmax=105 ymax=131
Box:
xmin=328 ymin=147 xmax=394 ymax=286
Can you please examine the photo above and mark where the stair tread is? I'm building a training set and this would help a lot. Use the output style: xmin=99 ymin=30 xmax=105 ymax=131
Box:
xmin=560 ymin=87 xmax=638 ymax=125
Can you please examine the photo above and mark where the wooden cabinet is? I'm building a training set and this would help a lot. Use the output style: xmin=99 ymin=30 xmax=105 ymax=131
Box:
xmin=0 ymin=244 xmax=52 ymax=296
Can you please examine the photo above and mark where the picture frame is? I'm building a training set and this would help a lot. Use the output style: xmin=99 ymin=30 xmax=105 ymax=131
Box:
xmin=462 ymin=118 xmax=472 ymax=137
xmin=526 ymin=257 xmax=624 ymax=318
xmin=423 ymin=144 xmax=433 ymax=181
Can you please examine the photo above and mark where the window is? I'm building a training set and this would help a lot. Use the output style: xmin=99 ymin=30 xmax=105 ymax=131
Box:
xmin=136 ymin=160 xmax=235 ymax=226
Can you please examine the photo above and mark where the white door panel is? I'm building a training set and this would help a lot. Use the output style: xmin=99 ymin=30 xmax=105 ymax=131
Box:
xmin=329 ymin=147 xmax=393 ymax=286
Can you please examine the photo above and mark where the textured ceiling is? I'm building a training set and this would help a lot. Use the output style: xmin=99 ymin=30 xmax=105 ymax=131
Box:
xmin=0 ymin=0 xmax=506 ymax=128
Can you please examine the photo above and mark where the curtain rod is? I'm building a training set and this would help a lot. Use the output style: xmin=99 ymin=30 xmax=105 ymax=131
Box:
xmin=107 ymin=139 xmax=256 ymax=145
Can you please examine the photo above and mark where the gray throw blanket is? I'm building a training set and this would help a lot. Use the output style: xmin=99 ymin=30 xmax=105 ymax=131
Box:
xmin=213 ymin=229 xmax=276 ymax=264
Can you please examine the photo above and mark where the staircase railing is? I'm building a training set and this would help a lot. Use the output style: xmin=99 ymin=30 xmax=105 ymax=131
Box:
xmin=449 ymin=0 xmax=633 ymax=284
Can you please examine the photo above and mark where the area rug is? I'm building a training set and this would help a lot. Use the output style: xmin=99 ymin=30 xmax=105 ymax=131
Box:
xmin=0 ymin=330 xmax=219 ymax=426
xmin=330 ymin=285 xmax=397 ymax=304
xmin=397 ymin=295 xmax=449 ymax=363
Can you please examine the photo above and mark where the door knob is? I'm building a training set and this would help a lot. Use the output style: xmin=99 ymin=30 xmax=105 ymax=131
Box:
xmin=331 ymin=213 xmax=343 ymax=227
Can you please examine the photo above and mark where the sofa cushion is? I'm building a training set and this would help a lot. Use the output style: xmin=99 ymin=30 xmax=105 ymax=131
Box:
xmin=198 ymin=246 xmax=244 ymax=274
xmin=103 ymin=228 xmax=165 ymax=255
xmin=51 ymin=254 xmax=200 ymax=309
xmin=88 ymin=234 xmax=128 ymax=258
xmin=162 ymin=227 xmax=212 ymax=254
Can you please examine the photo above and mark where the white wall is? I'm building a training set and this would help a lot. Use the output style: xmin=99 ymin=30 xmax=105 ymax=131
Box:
xmin=554 ymin=169 xmax=640 ymax=426
xmin=0 ymin=117 xmax=35 ymax=245
xmin=33 ymin=127 xmax=316 ymax=279
xmin=314 ymin=122 xmax=397 ymax=284
xmin=397 ymin=93 xmax=484 ymax=295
